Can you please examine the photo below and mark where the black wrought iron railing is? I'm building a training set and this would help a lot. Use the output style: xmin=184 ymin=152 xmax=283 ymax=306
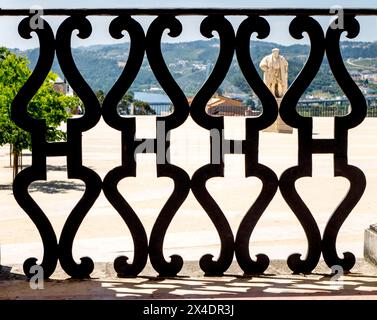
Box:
xmin=1 ymin=8 xmax=375 ymax=279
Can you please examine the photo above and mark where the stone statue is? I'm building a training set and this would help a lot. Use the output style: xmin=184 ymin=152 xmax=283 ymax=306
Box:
xmin=259 ymin=48 xmax=288 ymax=98
xmin=260 ymin=48 xmax=292 ymax=133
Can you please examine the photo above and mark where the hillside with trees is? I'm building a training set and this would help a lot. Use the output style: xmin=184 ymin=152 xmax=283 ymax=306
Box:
xmin=11 ymin=39 xmax=377 ymax=98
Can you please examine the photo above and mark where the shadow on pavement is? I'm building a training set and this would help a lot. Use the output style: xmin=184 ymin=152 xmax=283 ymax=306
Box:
xmin=0 ymin=180 xmax=85 ymax=194
xmin=0 ymin=266 xmax=27 ymax=281
xmin=1 ymin=261 xmax=377 ymax=299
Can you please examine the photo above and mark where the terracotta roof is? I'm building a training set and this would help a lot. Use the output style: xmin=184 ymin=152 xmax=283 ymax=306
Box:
xmin=187 ymin=95 xmax=243 ymax=108
xmin=207 ymin=96 xmax=243 ymax=108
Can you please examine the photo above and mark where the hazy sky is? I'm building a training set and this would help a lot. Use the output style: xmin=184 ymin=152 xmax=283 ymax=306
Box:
xmin=1 ymin=0 xmax=377 ymax=49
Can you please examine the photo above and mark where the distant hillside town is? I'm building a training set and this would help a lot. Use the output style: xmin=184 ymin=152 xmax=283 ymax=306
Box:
xmin=17 ymin=39 xmax=377 ymax=116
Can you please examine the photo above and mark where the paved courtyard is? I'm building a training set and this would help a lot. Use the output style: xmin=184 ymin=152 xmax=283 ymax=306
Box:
xmin=1 ymin=116 xmax=377 ymax=299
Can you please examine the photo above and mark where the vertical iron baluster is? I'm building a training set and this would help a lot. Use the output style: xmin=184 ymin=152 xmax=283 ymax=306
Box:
xmin=235 ymin=16 xmax=279 ymax=274
xmin=190 ymin=15 xmax=235 ymax=276
xmin=12 ymin=16 xmax=58 ymax=279
xmin=102 ymin=15 xmax=149 ymax=277
xmin=279 ymin=16 xmax=325 ymax=273
xmin=146 ymin=15 xmax=190 ymax=277
xmin=322 ymin=15 xmax=367 ymax=271
xmin=56 ymin=16 xmax=102 ymax=278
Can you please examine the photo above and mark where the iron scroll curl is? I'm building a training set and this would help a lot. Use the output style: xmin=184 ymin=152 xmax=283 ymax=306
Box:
xmin=102 ymin=15 xmax=148 ymax=277
xmin=279 ymin=15 xmax=325 ymax=274
xmin=56 ymin=15 xmax=102 ymax=278
xmin=234 ymin=15 xmax=279 ymax=274
xmin=322 ymin=15 xmax=367 ymax=271
xmin=146 ymin=15 xmax=191 ymax=276
xmin=12 ymin=16 xmax=58 ymax=279
xmin=190 ymin=15 xmax=236 ymax=275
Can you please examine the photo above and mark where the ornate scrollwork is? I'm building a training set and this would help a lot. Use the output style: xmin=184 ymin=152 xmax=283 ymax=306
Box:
xmin=102 ymin=15 xmax=148 ymax=277
xmin=103 ymin=15 xmax=190 ymax=277
xmin=56 ymin=16 xmax=102 ymax=278
xmin=322 ymin=15 xmax=367 ymax=271
xmin=12 ymin=16 xmax=58 ymax=279
xmin=7 ymin=9 xmax=370 ymax=279
xmin=279 ymin=16 xmax=325 ymax=273
xmin=146 ymin=15 xmax=190 ymax=277
xmin=234 ymin=16 xmax=279 ymax=274
xmin=190 ymin=15 xmax=236 ymax=276
xmin=190 ymin=15 xmax=235 ymax=130
xmin=280 ymin=15 xmax=367 ymax=273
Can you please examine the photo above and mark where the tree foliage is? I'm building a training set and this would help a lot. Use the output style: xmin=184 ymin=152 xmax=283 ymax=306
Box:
xmin=0 ymin=47 xmax=80 ymax=176
xmin=96 ymin=90 xmax=156 ymax=115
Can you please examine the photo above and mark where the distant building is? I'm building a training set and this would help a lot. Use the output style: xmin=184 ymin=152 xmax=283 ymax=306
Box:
xmin=53 ymin=77 xmax=74 ymax=97
xmin=149 ymin=86 xmax=163 ymax=92
xmin=191 ymin=95 xmax=246 ymax=116
xmin=52 ymin=77 xmax=80 ymax=114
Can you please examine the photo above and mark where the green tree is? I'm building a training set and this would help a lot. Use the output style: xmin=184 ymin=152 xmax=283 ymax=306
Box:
xmin=104 ymin=90 xmax=156 ymax=116
xmin=0 ymin=47 xmax=78 ymax=178
xmin=95 ymin=89 xmax=105 ymax=104
xmin=116 ymin=92 xmax=134 ymax=115
xmin=132 ymin=100 xmax=156 ymax=115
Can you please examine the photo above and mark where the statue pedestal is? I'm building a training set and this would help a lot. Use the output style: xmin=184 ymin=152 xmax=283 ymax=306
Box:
xmin=364 ymin=224 xmax=377 ymax=265
xmin=263 ymin=98 xmax=293 ymax=134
